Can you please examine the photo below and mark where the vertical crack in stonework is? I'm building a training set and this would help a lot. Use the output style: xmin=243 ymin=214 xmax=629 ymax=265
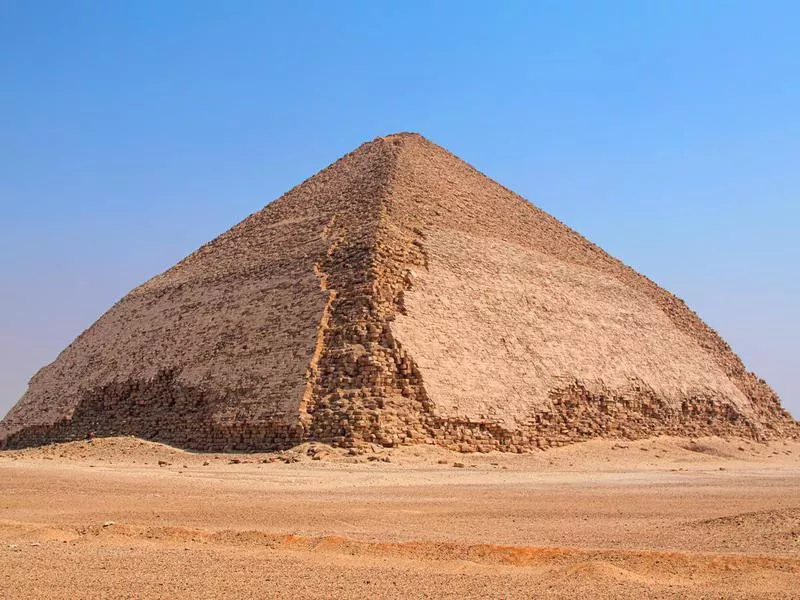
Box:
xmin=302 ymin=137 xmax=440 ymax=448
xmin=299 ymin=138 xmax=399 ymax=446
xmin=298 ymin=216 xmax=339 ymax=433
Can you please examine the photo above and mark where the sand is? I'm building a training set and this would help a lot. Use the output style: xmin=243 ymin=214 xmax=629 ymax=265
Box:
xmin=1 ymin=436 xmax=799 ymax=598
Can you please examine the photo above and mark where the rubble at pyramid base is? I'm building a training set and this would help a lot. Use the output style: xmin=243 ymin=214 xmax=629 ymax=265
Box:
xmin=2 ymin=373 xmax=794 ymax=452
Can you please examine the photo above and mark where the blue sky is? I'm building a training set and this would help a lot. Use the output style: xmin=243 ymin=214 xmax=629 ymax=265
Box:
xmin=1 ymin=1 xmax=798 ymax=418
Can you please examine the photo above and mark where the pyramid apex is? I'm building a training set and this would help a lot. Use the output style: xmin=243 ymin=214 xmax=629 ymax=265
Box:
xmin=376 ymin=131 xmax=427 ymax=143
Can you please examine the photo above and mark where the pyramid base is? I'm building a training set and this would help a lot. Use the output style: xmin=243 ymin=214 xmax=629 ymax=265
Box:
xmin=3 ymin=381 xmax=795 ymax=452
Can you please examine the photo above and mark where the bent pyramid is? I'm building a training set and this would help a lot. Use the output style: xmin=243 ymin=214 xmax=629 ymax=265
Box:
xmin=1 ymin=133 xmax=796 ymax=451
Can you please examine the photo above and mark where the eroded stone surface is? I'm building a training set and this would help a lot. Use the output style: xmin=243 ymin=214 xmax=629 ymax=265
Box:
xmin=1 ymin=133 xmax=796 ymax=451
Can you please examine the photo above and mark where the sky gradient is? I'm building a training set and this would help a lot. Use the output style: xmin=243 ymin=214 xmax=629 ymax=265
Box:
xmin=1 ymin=1 xmax=798 ymax=418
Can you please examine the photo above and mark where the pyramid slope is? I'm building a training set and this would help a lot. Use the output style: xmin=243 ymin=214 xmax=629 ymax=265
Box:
xmin=1 ymin=133 xmax=796 ymax=450
xmin=0 ymin=139 xmax=395 ymax=449
xmin=382 ymin=135 xmax=794 ymax=446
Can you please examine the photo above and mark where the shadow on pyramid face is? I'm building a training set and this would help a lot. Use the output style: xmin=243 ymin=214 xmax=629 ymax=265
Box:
xmin=2 ymin=370 xmax=303 ymax=452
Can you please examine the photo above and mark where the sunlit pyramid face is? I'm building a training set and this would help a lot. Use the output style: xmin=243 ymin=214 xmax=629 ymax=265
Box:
xmin=1 ymin=134 xmax=795 ymax=452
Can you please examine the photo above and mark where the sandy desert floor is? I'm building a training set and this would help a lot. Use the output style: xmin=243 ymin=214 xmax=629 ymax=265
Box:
xmin=1 ymin=435 xmax=799 ymax=599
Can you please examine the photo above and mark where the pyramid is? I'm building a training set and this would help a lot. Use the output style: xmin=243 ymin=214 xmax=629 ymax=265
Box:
xmin=1 ymin=133 xmax=796 ymax=451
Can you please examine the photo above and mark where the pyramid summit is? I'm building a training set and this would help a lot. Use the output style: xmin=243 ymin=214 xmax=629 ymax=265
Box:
xmin=1 ymin=133 xmax=796 ymax=451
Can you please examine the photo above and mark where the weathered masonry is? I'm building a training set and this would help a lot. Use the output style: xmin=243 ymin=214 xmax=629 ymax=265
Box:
xmin=2 ymin=133 xmax=796 ymax=451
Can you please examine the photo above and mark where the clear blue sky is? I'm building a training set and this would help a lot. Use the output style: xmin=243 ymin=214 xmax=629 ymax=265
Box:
xmin=1 ymin=1 xmax=798 ymax=418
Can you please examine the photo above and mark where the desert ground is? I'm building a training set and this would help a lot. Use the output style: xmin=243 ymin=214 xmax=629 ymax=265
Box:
xmin=1 ymin=436 xmax=799 ymax=599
